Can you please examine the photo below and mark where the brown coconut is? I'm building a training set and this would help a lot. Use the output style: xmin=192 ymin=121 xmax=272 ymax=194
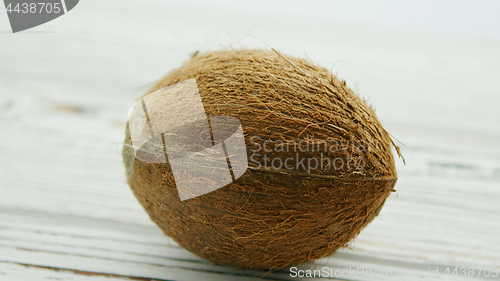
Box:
xmin=122 ymin=49 xmax=398 ymax=270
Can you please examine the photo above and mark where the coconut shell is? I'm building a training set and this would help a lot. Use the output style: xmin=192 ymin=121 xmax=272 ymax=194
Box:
xmin=122 ymin=49 xmax=398 ymax=270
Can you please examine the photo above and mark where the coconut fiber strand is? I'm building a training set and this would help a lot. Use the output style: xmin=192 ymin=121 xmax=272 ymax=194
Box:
xmin=122 ymin=49 xmax=398 ymax=270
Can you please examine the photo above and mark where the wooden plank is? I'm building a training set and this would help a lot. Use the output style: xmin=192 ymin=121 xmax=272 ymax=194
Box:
xmin=0 ymin=262 xmax=145 ymax=281
xmin=1 ymin=208 xmax=496 ymax=281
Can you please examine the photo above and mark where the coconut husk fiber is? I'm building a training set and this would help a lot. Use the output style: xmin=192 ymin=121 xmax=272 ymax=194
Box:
xmin=122 ymin=49 xmax=398 ymax=270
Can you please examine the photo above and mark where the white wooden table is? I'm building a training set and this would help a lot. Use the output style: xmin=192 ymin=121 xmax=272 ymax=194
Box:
xmin=1 ymin=1 xmax=499 ymax=280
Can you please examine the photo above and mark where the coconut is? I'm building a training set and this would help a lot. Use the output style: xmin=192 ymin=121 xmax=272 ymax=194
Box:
xmin=122 ymin=49 xmax=398 ymax=270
